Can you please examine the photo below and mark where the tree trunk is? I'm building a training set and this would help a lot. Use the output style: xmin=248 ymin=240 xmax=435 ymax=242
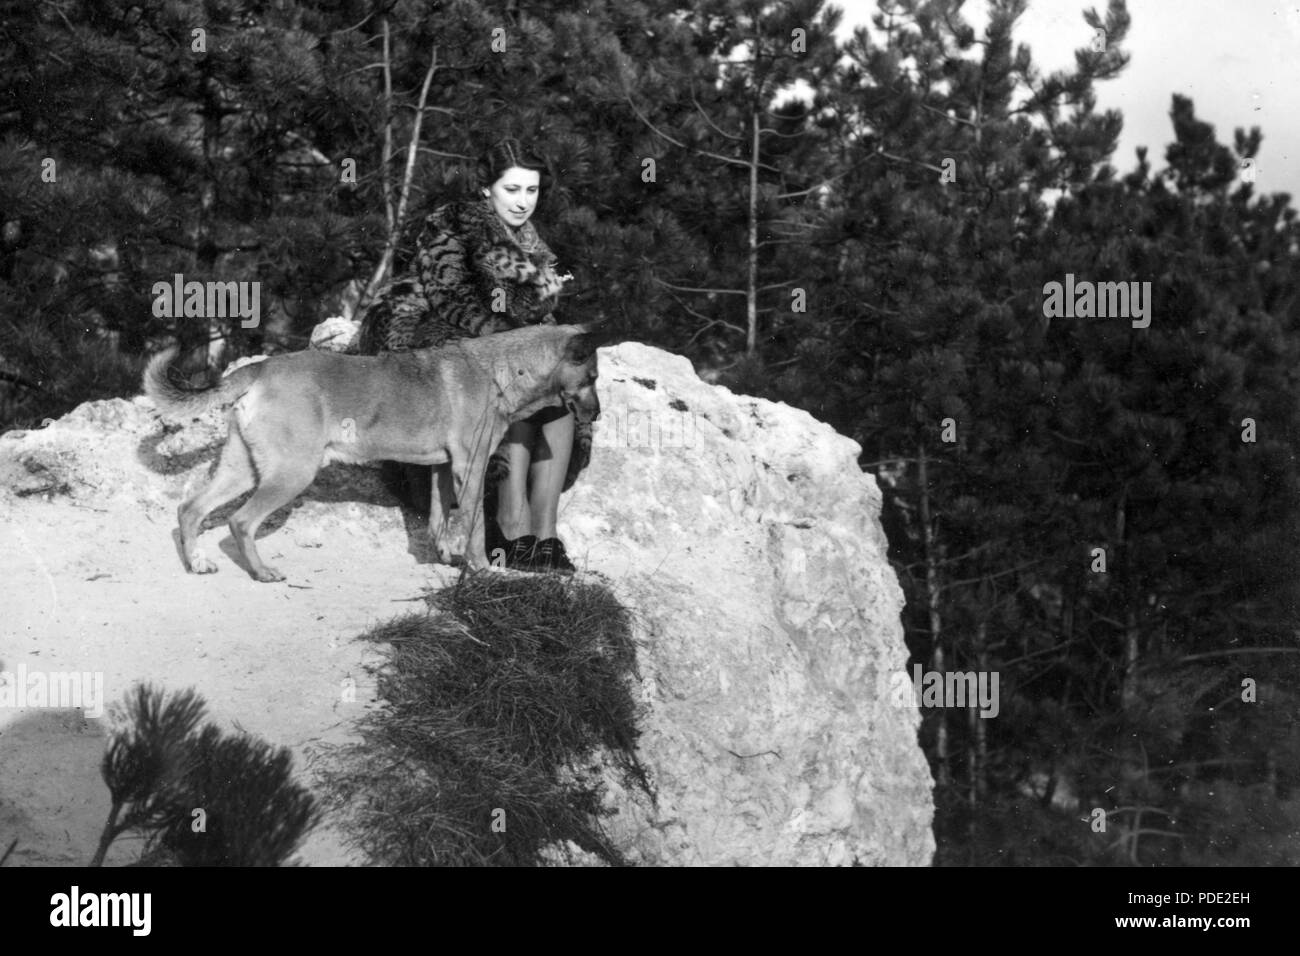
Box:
xmin=360 ymin=42 xmax=440 ymax=314
xmin=1116 ymin=488 xmax=1140 ymax=714
xmin=183 ymin=64 xmax=221 ymax=379
xmin=380 ymin=16 xmax=395 ymax=236
xmin=918 ymin=440 xmax=948 ymax=787
xmin=971 ymin=619 xmax=988 ymax=802
xmin=746 ymin=111 xmax=759 ymax=357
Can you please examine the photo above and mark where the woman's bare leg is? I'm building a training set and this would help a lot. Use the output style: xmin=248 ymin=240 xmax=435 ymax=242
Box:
xmin=496 ymin=421 xmax=534 ymax=540
xmin=528 ymin=412 xmax=575 ymax=540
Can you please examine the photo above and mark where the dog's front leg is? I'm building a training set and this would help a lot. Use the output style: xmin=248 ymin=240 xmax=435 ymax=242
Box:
xmin=428 ymin=464 xmax=456 ymax=566
xmin=452 ymin=450 xmax=495 ymax=571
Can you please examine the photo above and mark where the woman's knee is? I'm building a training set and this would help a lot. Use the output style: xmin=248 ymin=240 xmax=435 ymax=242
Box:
xmin=504 ymin=421 xmax=535 ymax=446
xmin=500 ymin=423 xmax=534 ymax=479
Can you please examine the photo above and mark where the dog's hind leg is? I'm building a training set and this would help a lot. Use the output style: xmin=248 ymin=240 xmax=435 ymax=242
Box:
xmin=226 ymin=457 xmax=319 ymax=583
xmin=427 ymin=464 xmax=457 ymax=566
xmin=178 ymin=419 xmax=256 ymax=574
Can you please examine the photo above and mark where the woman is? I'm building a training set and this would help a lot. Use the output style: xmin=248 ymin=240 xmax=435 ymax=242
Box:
xmin=354 ymin=139 xmax=590 ymax=573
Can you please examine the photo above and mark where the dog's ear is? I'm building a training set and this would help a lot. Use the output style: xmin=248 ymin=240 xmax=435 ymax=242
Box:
xmin=564 ymin=333 xmax=599 ymax=362
xmin=565 ymin=322 xmax=618 ymax=360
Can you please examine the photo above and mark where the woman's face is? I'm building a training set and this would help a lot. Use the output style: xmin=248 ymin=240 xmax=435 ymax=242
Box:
xmin=484 ymin=166 xmax=540 ymax=228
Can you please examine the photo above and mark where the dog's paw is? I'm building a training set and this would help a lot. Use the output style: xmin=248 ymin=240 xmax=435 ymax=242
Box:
xmin=428 ymin=520 xmax=458 ymax=566
xmin=188 ymin=551 xmax=219 ymax=574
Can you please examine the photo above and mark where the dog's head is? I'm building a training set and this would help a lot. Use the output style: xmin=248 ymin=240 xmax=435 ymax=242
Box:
xmin=555 ymin=322 xmax=610 ymax=424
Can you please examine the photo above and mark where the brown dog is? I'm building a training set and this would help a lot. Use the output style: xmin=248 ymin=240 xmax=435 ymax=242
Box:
xmin=144 ymin=323 xmax=603 ymax=581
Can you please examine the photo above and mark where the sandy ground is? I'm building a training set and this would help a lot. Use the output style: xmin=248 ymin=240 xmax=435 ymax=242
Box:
xmin=0 ymin=409 xmax=467 ymax=866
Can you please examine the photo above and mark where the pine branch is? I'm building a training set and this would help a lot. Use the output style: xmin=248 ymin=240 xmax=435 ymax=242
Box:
xmin=874 ymin=147 xmax=948 ymax=175
xmin=654 ymin=277 xmax=746 ymax=296
xmin=623 ymin=93 xmax=779 ymax=174
xmin=691 ymin=94 xmax=743 ymax=141
xmin=918 ymin=101 xmax=980 ymax=128
xmin=686 ymin=318 xmax=747 ymax=346
xmin=416 ymin=146 xmax=474 ymax=161
xmin=662 ymin=288 xmax=745 ymax=340
xmin=329 ymin=7 xmax=381 ymax=36
xmin=1177 ymin=647 xmax=1300 ymax=663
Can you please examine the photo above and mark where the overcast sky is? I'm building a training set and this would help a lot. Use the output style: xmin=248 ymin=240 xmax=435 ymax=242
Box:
xmin=831 ymin=0 xmax=1300 ymax=201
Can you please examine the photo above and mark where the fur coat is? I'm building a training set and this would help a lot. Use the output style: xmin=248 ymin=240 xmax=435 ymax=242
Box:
xmin=355 ymin=199 xmax=590 ymax=491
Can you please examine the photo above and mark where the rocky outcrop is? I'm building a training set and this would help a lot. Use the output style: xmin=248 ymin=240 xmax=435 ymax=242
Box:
xmin=0 ymin=341 xmax=933 ymax=866
xmin=568 ymin=343 xmax=932 ymax=865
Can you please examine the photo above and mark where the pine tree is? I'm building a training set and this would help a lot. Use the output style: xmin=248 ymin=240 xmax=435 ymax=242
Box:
xmin=0 ymin=0 xmax=385 ymax=424
xmin=621 ymin=0 xmax=841 ymax=363
xmin=1031 ymin=94 xmax=1300 ymax=863
xmin=808 ymin=0 xmax=1300 ymax=863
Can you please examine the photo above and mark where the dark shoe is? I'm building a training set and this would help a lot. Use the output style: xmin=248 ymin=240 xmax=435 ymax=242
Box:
xmin=503 ymin=534 xmax=539 ymax=570
xmin=530 ymin=537 xmax=576 ymax=574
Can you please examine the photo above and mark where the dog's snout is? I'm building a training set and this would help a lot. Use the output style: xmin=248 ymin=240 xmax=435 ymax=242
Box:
xmin=584 ymin=381 xmax=602 ymax=418
xmin=563 ymin=385 xmax=600 ymax=424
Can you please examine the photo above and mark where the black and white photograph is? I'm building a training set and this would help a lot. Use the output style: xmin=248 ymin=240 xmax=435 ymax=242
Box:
xmin=0 ymin=0 xmax=1294 ymax=918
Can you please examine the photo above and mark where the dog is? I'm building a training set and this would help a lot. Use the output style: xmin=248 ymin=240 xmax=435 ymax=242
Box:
xmin=143 ymin=323 xmax=603 ymax=581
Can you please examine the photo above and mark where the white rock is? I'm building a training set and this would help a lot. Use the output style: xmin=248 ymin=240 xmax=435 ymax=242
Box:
xmin=309 ymin=316 xmax=360 ymax=352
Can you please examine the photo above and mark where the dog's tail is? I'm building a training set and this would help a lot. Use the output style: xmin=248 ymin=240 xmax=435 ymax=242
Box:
xmin=143 ymin=347 xmax=266 ymax=419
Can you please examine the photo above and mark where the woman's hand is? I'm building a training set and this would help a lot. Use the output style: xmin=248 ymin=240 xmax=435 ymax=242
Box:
xmin=536 ymin=264 xmax=566 ymax=299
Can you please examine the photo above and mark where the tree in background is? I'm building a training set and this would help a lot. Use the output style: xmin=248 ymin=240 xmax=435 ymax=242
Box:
xmin=0 ymin=0 xmax=386 ymax=424
xmin=802 ymin=0 xmax=1300 ymax=863
xmin=622 ymin=0 xmax=841 ymax=364
xmin=795 ymin=0 xmax=1130 ymax=836
xmin=0 ymin=0 xmax=719 ymax=426
xmin=1021 ymin=93 xmax=1300 ymax=865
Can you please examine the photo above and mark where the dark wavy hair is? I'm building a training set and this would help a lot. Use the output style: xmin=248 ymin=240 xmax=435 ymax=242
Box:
xmin=476 ymin=138 xmax=550 ymax=191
